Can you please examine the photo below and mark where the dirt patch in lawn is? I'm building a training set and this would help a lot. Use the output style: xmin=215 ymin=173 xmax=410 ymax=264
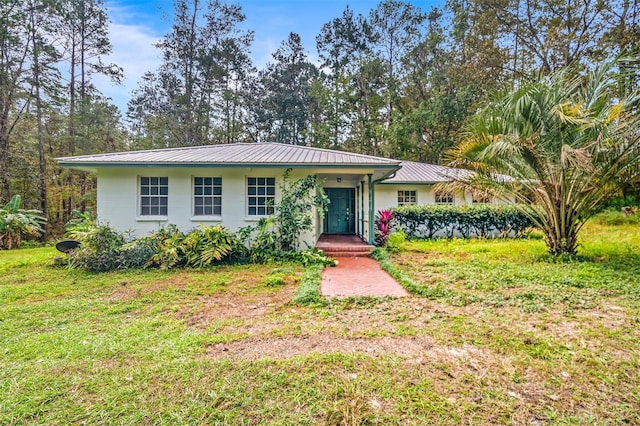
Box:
xmin=184 ymin=284 xmax=297 ymax=327
xmin=207 ymin=334 xmax=436 ymax=360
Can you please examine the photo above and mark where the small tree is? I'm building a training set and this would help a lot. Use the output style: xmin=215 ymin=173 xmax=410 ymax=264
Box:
xmin=274 ymin=169 xmax=329 ymax=251
xmin=243 ymin=170 xmax=329 ymax=256
xmin=0 ymin=195 xmax=46 ymax=249
xmin=446 ymin=56 xmax=640 ymax=256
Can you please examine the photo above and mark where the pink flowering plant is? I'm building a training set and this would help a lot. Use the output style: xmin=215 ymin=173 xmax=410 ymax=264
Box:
xmin=374 ymin=209 xmax=394 ymax=246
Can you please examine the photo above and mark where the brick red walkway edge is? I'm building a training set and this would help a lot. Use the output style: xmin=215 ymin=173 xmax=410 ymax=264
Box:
xmin=320 ymin=257 xmax=409 ymax=298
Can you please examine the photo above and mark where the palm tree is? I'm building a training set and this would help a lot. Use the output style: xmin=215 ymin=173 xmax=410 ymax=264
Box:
xmin=445 ymin=57 xmax=640 ymax=255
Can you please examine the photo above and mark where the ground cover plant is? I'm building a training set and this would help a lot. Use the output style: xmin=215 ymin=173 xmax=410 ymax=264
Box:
xmin=1 ymin=221 xmax=639 ymax=424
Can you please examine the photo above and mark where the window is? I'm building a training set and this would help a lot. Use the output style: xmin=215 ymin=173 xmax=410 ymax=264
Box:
xmin=193 ymin=177 xmax=222 ymax=216
xmin=472 ymin=193 xmax=491 ymax=204
xmin=398 ymin=190 xmax=417 ymax=206
xmin=434 ymin=190 xmax=454 ymax=205
xmin=140 ymin=177 xmax=168 ymax=216
xmin=247 ymin=177 xmax=275 ymax=216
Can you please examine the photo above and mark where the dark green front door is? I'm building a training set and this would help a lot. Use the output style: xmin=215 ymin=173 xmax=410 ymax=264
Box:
xmin=325 ymin=188 xmax=355 ymax=234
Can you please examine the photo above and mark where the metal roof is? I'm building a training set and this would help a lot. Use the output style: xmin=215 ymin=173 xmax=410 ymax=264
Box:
xmin=382 ymin=161 xmax=474 ymax=184
xmin=57 ymin=142 xmax=401 ymax=168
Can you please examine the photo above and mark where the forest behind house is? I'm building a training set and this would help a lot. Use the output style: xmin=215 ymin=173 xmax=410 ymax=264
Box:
xmin=1 ymin=0 xmax=638 ymax=238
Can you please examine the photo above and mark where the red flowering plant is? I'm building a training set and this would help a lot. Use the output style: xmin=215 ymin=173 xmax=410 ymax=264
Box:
xmin=374 ymin=209 xmax=394 ymax=246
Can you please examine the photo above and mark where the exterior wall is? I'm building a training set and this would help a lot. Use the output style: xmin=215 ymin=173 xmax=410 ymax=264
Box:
xmin=96 ymin=167 xmax=319 ymax=247
xmin=95 ymin=167 xmax=513 ymax=248
xmin=375 ymin=184 xmax=459 ymax=211
xmin=374 ymin=183 xmax=510 ymax=211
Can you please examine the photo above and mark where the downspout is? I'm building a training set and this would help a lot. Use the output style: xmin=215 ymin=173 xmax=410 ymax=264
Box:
xmin=368 ymin=174 xmax=374 ymax=244
xmin=360 ymin=180 xmax=365 ymax=237
xmin=355 ymin=185 xmax=360 ymax=237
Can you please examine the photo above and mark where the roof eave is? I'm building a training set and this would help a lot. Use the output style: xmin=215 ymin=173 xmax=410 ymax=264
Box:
xmin=379 ymin=180 xmax=449 ymax=185
xmin=57 ymin=161 xmax=401 ymax=170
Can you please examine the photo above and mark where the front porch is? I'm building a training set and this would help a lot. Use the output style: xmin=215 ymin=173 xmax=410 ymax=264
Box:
xmin=315 ymin=234 xmax=375 ymax=258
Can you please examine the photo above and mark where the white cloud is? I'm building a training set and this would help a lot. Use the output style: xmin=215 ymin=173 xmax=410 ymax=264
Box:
xmin=92 ymin=22 xmax=162 ymax=115
xmin=92 ymin=1 xmax=169 ymax=114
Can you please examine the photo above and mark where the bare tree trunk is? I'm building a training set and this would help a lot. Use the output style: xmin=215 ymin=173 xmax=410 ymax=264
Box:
xmin=28 ymin=6 xmax=48 ymax=239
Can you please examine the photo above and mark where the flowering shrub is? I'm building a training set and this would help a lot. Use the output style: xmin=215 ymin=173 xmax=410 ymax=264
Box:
xmin=374 ymin=209 xmax=394 ymax=246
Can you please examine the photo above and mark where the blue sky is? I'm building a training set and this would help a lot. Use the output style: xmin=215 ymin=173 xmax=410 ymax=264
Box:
xmin=98 ymin=0 xmax=442 ymax=114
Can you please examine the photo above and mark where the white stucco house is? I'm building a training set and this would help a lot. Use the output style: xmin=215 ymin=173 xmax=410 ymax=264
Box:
xmin=57 ymin=142 xmax=492 ymax=246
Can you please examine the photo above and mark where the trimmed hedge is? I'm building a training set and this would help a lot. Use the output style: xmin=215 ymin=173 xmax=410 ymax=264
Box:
xmin=391 ymin=204 xmax=535 ymax=239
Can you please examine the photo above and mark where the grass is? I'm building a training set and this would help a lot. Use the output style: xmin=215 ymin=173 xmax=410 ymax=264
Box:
xmin=1 ymin=221 xmax=639 ymax=424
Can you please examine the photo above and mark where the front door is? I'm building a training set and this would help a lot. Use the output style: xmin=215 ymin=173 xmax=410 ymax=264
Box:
xmin=325 ymin=188 xmax=355 ymax=234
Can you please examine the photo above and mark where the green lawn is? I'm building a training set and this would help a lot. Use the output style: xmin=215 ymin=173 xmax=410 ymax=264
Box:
xmin=1 ymin=223 xmax=639 ymax=425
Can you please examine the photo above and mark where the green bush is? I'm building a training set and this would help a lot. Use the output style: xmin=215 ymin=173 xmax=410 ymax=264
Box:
xmin=386 ymin=230 xmax=406 ymax=253
xmin=67 ymin=224 xmax=241 ymax=272
xmin=0 ymin=195 xmax=46 ymax=249
xmin=392 ymin=204 xmax=535 ymax=239
xmin=239 ymin=171 xmax=329 ymax=261
xmin=65 ymin=221 xmax=334 ymax=272
xmin=602 ymin=196 xmax=640 ymax=211
xmin=146 ymin=225 xmax=240 ymax=269
xmin=592 ymin=209 xmax=640 ymax=226
xmin=67 ymin=225 xmax=132 ymax=272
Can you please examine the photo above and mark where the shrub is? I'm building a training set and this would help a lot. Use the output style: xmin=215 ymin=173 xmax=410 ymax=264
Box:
xmin=67 ymin=225 xmax=130 ymax=272
xmin=0 ymin=195 xmax=46 ymax=249
xmin=285 ymin=248 xmax=336 ymax=266
xmin=146 ymin=225 xmax=185 ymax=269
xmin=386 ymin=230 xmax=406 ymax=254
xmin=66 ymin=223 xmax=241 ymax=272
xmin=146 ymin=225 xmax=239 ymax=269
xmin=592 ymin=209 xmax=640 ymax=226
xmin=274 ymin=170 xmax=329 ymax=251
xmin=239 ymin=171 xmax=329 ymax=261
xmin=374 ymin=210 xmax=394 ymax=246
xmin=392 ymin=204 xmax=535 ymax=239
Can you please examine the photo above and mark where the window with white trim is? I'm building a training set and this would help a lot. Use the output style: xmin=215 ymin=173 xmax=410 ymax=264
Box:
xmin=247 ymin=177 xmax=275 ymax=216
xmin=398 ymin=190 xmax=417 ymax=206
xmin=193 ymin=177 xmax=222 ymax=216
xmin=434 ymin=190 xmax=454 ymax=205
xmin=140 ymin=177 xmax=168 ymax=216
xmin=472 ymin=193 xmax=491 ymax=204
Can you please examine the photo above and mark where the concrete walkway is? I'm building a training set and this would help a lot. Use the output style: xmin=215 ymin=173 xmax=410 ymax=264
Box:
xmin=321 ymin=257 xmax=409 ymax=298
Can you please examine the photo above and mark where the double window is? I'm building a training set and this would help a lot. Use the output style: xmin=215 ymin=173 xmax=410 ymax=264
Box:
xmin=140 ymin=177 xmax=168 ymax=216
xmin=398 ymin=190 xmax=417 ymax=206
xmin=247 ymin=177 xmax=275 ymax=216
xmin=434 ymin=190 xmax=454 ymax=205
xmin=193 ymin=177 xmax=222 ymax=216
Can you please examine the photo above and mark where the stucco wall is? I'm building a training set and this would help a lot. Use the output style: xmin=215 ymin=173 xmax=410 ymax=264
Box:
xmin=95 ymin=167 xmax=511 ymax=247
xmin=375 ymin=184 xmax=464 ymax=211
xmin=96 ymin=167 xmax=318 ymax=246
xmin=374 ymin=184 xmax=511 ymax=211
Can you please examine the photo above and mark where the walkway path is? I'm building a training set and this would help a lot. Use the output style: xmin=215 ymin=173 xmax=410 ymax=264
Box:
xmin=321 ymin=257 xmax=409 ymax=298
